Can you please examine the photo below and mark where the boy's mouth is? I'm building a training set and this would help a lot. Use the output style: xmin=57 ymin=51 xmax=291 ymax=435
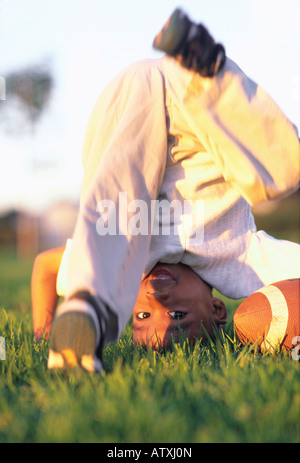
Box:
xmin=150 ymin=264 xmax=177 ymax=281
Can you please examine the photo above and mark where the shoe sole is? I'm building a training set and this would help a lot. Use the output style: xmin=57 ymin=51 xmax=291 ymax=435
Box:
xmin=48 ymin=310 xmax=102 ymax=373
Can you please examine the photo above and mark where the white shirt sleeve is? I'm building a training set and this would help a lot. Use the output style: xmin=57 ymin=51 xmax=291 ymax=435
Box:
xmin=198 ymin=58 xmax=300 ymax=205
xmin=163 ymin=56 xmax=300 ymax=206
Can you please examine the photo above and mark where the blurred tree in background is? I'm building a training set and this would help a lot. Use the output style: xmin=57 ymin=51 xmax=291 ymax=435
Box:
xmin=0 ymin=62 xmax=54 ymax=258
xmin=1 ymin=61 xmax=53 ymax=132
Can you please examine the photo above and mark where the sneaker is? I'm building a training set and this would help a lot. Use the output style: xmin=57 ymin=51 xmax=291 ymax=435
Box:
xmin=47 ymin=298 xmax=103 ymax=373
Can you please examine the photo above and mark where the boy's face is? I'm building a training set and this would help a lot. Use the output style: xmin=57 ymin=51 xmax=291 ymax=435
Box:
xmin=133 ymin=263 xmax=227 ymax=348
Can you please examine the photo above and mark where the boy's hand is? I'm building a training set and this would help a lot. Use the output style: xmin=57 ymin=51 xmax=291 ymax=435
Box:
xmin=153 ymin=8 xmax=226 ymax=77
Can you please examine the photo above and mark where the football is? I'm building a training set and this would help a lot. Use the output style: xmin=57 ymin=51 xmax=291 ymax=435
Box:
xmin=234 ymin=279 xmax=300 ymax=352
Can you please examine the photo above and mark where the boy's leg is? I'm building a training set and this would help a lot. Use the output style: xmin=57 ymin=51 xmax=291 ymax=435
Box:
xmin=48 ymin=63 xmax=168 ymax=371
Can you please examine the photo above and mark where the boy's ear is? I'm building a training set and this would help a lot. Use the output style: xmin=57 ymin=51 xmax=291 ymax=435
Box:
xmin=211 ymin=297 xmax=227 ymax=325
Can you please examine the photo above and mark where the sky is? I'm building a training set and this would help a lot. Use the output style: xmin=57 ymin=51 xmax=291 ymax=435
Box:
xmin=0 ymin=0 xmax=299 ymax=214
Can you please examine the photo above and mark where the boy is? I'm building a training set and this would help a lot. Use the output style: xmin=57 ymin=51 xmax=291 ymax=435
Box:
xmin=33 ymin=11 xmax=299 ymax=372
xmin=32 ymin=248 xmax=227 ymax=349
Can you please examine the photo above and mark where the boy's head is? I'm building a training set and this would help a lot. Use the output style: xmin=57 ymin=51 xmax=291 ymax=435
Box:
xmin=132 ymin=262 xmax=227 ymax=349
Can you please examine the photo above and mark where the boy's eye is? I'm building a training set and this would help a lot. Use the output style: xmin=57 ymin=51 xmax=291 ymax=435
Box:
xmin=168 ymin=311 xmax=186 ymax=319
xmin=136 ymin=312 xmax=151 ymax=320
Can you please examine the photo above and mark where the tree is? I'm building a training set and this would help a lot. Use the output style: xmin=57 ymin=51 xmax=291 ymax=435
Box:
xmin=0 ymin=62 xmax=54 ymax=257
xmin=1 ymin=62 xmax=54 ymax=132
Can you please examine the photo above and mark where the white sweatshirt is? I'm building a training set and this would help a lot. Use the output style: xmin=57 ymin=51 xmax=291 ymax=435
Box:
xmin=57 ymin=56 xmax=299 ymax=335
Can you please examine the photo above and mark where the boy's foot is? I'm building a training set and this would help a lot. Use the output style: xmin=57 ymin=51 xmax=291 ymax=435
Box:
xmin=47 ymin=298 xmax=103 ymax=373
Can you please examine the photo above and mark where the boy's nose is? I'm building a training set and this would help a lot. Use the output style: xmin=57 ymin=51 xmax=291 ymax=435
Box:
xmin=146 ymin=289 xmax=169 ymax=302
xmin=149 ymin=278 xmax=176 ymax=291
xmin=147 ymin=278 xmax=176 ymax=301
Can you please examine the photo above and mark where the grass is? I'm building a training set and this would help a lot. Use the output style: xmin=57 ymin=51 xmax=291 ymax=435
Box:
xmin=0 ymin=252 xmax=299 ymax=444
xmin=0 ymin=194 xmax=299 ymax=444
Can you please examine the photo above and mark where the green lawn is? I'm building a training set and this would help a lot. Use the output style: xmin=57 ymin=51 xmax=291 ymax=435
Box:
xmin=0 ymin=243 xmax=299 ymax=444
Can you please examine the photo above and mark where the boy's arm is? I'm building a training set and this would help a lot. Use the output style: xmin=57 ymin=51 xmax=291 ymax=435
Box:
xmin=31 ymin=246 xmax=65 ymax=341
